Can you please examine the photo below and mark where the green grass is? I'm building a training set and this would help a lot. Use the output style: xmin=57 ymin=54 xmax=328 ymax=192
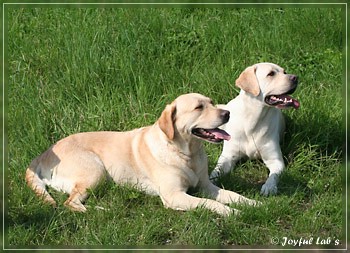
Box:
xmin=6 ymin=6 xmax=344 ymax=249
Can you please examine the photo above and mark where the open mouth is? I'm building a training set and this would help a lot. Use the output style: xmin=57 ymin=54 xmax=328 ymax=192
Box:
xmin=191 ymin=128 xmax=231 ymax=143
xmin=265 ymin=88 xmax=300 ymax=109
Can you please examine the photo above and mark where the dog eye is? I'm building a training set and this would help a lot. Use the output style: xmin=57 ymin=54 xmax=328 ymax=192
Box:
xmin=195 ymin=104 xmax=204 ymax=110
xmin=267 ymin=71 xmax=275 ymax=77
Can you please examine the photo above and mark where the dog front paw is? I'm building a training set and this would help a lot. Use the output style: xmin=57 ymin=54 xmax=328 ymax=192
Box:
xmin=251 ymin=199 xmax=263 ymax=206
xmin=240 ymin=197 xmax=262 ymax=206
xmin=209 ymin=170 xmax=221 ymax=182
xmin=260 ymin=182 xmax=278 ymax=196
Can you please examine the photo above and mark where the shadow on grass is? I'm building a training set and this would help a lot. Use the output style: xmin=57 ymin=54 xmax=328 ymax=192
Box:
xmin=212 ymin=166 xmax=312 ymax=199
xmin=8 ymin=205 xmax=52 ymax=229
xmin=283 ymin=109 xmax=342 ymax=160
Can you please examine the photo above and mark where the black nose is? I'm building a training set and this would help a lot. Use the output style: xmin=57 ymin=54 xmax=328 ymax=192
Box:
xmin=221 ymin=110 xmax=230 ymax=123
xmin=289 ymin=75 xmax=298 ymax=84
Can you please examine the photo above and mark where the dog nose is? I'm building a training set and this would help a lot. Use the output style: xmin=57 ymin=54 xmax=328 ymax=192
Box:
xmin=221 ymin=110 xmax=230 ymax=123
xmin=289 ymin=75 xmax=298 ymax=84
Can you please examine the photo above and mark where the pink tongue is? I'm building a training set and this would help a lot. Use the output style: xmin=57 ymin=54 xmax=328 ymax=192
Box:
xmin=292 ymin=98 xmax=300 ymax=109
xmin=207 ymin=129 xmax=231 ymax=141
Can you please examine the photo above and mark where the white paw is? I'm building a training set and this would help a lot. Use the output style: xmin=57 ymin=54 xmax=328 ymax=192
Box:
xmin=232 ymin=208 xmax=241 ymax=216
xmin=260 ymin=182 xmax=278 ymax=196
xmin=250 ymin=199 xmax=263 ymax=206
xmin=222 ymin=206 xmax=241 ymax=217
xmin=224 ymin=206 xmax=234 ymax=216
xmin=239 ymin=197 xmax=262 ymax=207
xmin=209 ymin=170 xmax=221 ymax=182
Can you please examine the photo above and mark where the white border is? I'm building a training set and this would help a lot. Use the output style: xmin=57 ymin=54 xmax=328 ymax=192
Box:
xmin=2 ymin=2 xmax=347 ymax=251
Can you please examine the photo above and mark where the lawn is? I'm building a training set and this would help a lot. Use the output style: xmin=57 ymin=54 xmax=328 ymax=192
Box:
xmin=5 ymin=5 xmax=345 ymax=250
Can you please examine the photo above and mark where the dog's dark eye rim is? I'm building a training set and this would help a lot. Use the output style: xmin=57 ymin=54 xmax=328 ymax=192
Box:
xmin=267 ymin=71 xmax=275 ymax=77
xmin=195 ymin=104 xmax=204 ymax=110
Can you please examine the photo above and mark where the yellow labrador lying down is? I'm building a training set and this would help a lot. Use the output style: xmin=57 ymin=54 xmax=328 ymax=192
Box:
xmin=26 ymin=93 xmax=258 ymax=216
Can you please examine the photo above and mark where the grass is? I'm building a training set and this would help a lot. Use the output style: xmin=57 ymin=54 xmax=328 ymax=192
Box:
xmin=6 ymin=6 xmax=344 ymax=249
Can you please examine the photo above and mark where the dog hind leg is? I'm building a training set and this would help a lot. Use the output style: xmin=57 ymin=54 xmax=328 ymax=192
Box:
xmin=64 ymin=184 xmax=89 ymax=212
xmin=25 ymin=168 xmax=57 ymax=207
xmin=43 ymin=151 xmax=107 ymax=212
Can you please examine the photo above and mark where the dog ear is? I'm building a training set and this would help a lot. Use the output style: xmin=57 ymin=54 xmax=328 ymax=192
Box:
xmin=235 ymin=65 xmax=260 ymax=96
xmin=158 ymin=102 xmax=176 ymax=140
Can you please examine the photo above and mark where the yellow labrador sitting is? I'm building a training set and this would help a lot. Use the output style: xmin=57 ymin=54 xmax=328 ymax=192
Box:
xmin=26 ymin=93 xmax=258 ymax=216
xmin=210 ymin=63 xmax=299 ymax=196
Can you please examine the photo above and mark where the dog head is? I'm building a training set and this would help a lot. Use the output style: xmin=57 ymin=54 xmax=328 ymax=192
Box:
xmin=158 ymin=93 xmax=231 ymax=143
xmin=235 ymin=62 xmax=300 ymax=109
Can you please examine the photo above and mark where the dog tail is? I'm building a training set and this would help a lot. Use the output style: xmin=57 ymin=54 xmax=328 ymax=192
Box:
xmin=25 ymin=157 xmax=57 ymax=207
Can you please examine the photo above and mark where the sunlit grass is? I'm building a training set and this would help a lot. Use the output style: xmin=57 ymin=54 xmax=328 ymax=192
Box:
xmin=7 ymin=6 xmax=343 ymax=248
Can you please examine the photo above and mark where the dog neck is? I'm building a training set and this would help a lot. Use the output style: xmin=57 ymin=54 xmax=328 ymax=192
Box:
xmin=148 ymin=125 xmax=203 ymax=162
xmin=239 ymin=90 xmax=275 ymax=135
xmin=170 ymin=133 xmax=204 ymax=158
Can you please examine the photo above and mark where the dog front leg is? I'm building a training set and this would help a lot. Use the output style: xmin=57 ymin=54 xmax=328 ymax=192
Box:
xmin=160 ymin=191 xmax=234 ymax=216
xmin=201 ymin=181 xmax=259 ymax=206
xmin=261 ymin=158 xmax=285 ymax=196
xmin=210 ymin=154 xmax=239 ymax=181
